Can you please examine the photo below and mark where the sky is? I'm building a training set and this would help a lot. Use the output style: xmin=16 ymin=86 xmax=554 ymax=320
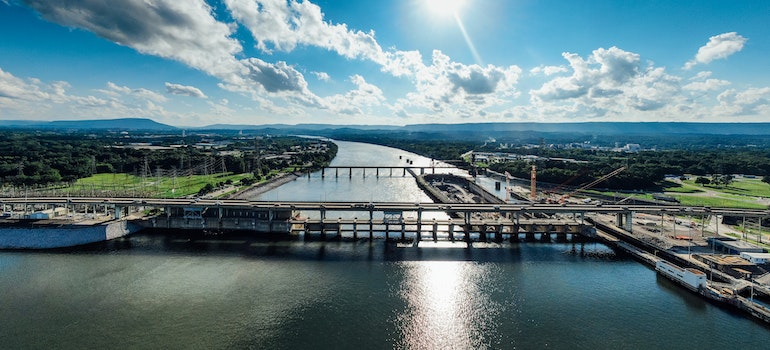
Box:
xmin=1 ymin=0 xmax=769 ymax=127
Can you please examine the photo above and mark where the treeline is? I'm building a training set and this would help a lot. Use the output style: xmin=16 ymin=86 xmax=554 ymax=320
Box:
xmin=0 ymin=131 xmax=336 ymax=186
xmin=488 ymin=148 xmax=770 ymax=191
xmin=316 ymin=130 xmax=770 ymax=191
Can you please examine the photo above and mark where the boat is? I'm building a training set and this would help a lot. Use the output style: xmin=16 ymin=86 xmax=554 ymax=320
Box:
xmin=656 ymin=260 xmax=707 ymax=292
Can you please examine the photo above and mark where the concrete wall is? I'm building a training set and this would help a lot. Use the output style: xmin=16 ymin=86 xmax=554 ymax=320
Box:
xmin=468 ymin=181 xmax=505 ymax=204
xmin=138 ymin=217 xmax=292 ymax=233
xmin=0 ymin=220 xmax=139 ymax=249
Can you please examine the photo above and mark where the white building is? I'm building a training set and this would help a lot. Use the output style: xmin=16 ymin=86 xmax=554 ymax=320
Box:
xmin=740 ymin=252 xmax=770 ymax=264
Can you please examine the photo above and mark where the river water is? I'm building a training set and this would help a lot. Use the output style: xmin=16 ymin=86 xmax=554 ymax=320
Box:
xmin=1 ymin=140 xmax=769 ymax=349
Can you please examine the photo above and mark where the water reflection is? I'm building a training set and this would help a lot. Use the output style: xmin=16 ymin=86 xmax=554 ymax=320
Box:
xmin=395 ymin=261 xmax=500 ymax=349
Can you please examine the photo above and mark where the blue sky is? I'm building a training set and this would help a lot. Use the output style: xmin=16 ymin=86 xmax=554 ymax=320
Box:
xmin=1 ymin=0 xmax=769 ymax=127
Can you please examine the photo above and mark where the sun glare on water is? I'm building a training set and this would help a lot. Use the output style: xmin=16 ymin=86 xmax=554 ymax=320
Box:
xmin=424 ymin=0 xmax=467 ymax=18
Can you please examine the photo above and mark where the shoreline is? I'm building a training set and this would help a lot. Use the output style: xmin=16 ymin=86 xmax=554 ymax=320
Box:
xmin=229 ymin=172 xmax=300 ymax=200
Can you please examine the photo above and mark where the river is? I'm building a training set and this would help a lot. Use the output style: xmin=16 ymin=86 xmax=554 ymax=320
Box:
xmin=0 ymin=140 xmax=768 ymax=349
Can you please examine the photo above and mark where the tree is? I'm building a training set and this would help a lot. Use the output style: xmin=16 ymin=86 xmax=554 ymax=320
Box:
xmin=197 ymin=183 xmax=214 ymax=196
xmin=695 ymin=176 xmax=710 ymax=186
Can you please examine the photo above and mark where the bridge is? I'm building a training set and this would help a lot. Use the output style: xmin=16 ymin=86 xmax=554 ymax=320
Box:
xmin=2 ymin=197 xmax=768 ymax=240
xmin=315 ymin=165 xmax=457 ymax=178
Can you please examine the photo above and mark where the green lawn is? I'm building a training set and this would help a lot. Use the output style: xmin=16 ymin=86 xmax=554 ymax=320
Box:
xmin=660 ymin=181 xmax=703 ymax=194
xmin=583 ymin=177 xmax=770 ymax=209
xmin=669 ymin=194 xmax=768 ymax=209
xmin=656 ymin=176 xmax=770 ymax=209
xmin=66 ymin=172 xmax=254 ymax=198
xmin=682 ymin=177 xmax=770 ymax=197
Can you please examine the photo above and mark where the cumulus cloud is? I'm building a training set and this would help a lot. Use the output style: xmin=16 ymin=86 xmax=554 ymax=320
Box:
xmin=24 ymin=0 xmax=320 ymax=105
xmin=165 ymin=82 xmax=207 ymax=98
xmin=0 ymin=67 xmax=179 ymax=120
xmin=529 ymin=47 xmax=687 ymax=119
xmin=530 ymin=65 xmax=568 ymax=76
xmin=312 ymin=71 xmax=331 ymax=82
xmin=683 ymin=79 xmax=730 ymax=92
xmin=224 ymin=0 xmax=386 ymax=61
xmin=394 ymin=50 xmax=521 ymax=117
xmin=240 ymin=58 xmax=309 ymax=93
xmin=24 ymin=0 xmax=244 ymax=81
xmin=715 ymin=88 xmax=770 ymax=116
xmin=684 ymin=32 xmax=747 ymax=70
xmin=0 ymin=67 xmax=110 ymax=109
xmin=530 ymin=47 xmax=643 ymax=103
xmin=99 ymin=82 xmax=167 ymax=103
xmin=322 ymin=75 xmax=386 ymax=115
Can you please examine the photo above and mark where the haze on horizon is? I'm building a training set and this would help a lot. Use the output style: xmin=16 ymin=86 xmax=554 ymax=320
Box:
xmin=1 ymin=0 xmax=768 ymax=127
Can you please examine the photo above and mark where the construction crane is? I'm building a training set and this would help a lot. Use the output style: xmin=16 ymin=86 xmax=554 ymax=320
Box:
xmin=530 ymin=165 xmax=537 ymax=201
xmin=559 ymin=166 xmax=626 ymax=204
xmin=545 ymin=168 xmax=591 ymax=196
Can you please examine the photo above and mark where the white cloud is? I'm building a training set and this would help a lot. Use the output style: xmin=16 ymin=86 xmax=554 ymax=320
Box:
xmin=683 ymin=78 xmax=730 ymax=92
xmin=240 ymin=58 xmax=308 ymax=93
xmin=530 ymin=47 xmax=643 ymax=103
xmin=99 ymin=82 xmax=167 ymax=103
xmin=530 ymin=65 xmax=568 ymax=76
xmin=24 ymin=0 xmax=321 ymax=107
xmin=24 ymin=0 xmax=244 ymax=81
xmin=684 ymin=32 xmax=747 ymax=70
xmin=207 ymin=99 xmax=236 ymax=117
xmin=529 ymin=47 xmax=687 ymax=119
xmin=165 ymin=82 xmax=207 ymax=98
xmin=312 ymin=71 xmax=331 ymax=82
xmin=323 ymin=75 xmax=386 ymax=115
xmin=396 ymin=50 xmax=521 ymax=116
xmin=0 ymin=68 xmax=173 ymax=120
xmin=715 ymin=88 xmax=770 ymax=116
xmin=225 ymin=0 xmax=386 ymax=62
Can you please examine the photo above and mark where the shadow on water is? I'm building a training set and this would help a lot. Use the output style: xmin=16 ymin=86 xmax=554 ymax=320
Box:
xmin=654 ymin=274 xmax=709 ymax=311
xmin=34 ymin=229 xmax=624 ymax=265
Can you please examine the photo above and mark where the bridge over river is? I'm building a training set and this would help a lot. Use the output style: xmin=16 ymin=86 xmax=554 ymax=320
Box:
xmin=2 ymin=197 xmax=768 ymax=241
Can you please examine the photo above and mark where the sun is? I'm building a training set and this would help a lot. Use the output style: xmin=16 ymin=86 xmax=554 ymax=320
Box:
xmin=424 ymin=0 xmax=467 ymax=19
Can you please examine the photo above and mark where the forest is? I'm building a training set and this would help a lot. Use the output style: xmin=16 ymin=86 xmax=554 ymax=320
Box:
xmin=0 ymin=130 xmax=336 ymax=187
xmin=325 ymin=131 xmax=770 ymax=191
xmin=3 ymin=127 xmax=770 ymax=192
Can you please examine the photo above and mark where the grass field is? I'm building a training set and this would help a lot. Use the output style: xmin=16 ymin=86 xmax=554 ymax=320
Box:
xmin=584 ymin=176 xmax=770 ymax=209
xmin=668 ymin=194 xmax=768 ymax=209
xmin=67 ymin=172 xmax=254 ymax=198
xmin=682 ymin=177 xmax=770 ymax=197
xmin=665 ymin=176 xmax=770 ymax=209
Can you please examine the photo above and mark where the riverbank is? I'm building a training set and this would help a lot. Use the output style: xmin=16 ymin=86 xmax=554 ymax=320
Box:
xmin=228 ymin=172 xmax=300 ymax=199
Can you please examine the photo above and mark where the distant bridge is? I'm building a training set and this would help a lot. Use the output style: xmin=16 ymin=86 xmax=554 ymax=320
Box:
xmin=315 ymin=165 xmax=457 ymax=178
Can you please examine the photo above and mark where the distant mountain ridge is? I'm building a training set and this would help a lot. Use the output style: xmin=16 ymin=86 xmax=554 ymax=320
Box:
xmin=1 ymin=118 xmax=769 ymax=135
xmin=401 ymin=122 xmax=770 ymax=135
xmin=0 ymin=118 xmax=175 ymax=131
xmin=198 ymin=123 xmax=401 ymax=131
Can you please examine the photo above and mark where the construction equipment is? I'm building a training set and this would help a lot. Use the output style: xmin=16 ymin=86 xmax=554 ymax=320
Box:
xmin=559 ymin=166 xmax=626 ymax=203
xmin=545 ymin=168 xmax=590 ymax=195
xmin=504 ymin=171 xmax=513 ymax=202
